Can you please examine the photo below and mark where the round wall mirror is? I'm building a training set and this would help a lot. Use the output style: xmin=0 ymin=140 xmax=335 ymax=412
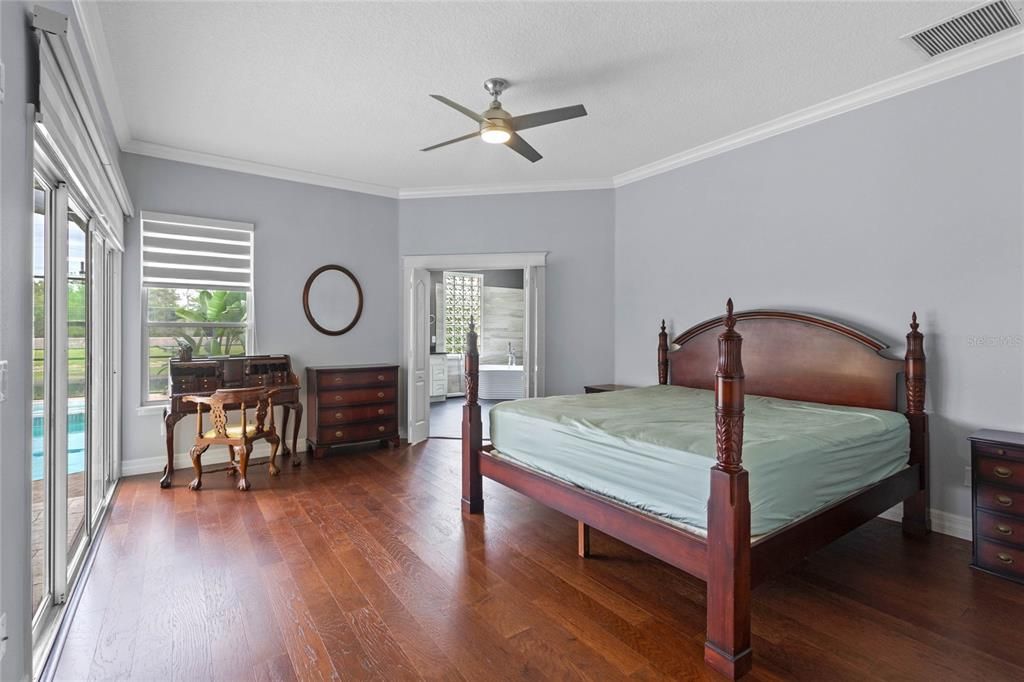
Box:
xmin=302 ymin=265 xmax=364 ymax=336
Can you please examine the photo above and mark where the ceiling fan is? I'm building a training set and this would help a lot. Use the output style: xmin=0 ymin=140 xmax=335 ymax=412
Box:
xmin=421 ymin=78 xmax=587 ymax=163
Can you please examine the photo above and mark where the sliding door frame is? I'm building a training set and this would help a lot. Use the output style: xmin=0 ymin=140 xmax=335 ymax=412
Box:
xmin=31 ymin=138 xmax=121 ymax=671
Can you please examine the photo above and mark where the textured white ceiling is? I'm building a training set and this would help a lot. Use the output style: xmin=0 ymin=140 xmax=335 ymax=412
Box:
xmin=95 ymin=1 xmax=983 ymax=192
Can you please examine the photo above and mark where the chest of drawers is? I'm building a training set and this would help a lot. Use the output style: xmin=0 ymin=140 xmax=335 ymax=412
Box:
xmin=306 ymin=364 xmax=400 ymax=458
xmin=970 ymin=429 xmax=1024 ymax=584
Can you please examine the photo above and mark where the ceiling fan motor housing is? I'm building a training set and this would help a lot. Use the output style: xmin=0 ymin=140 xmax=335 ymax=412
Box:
xmin=480 ymin=103 xmax=511 ymax=138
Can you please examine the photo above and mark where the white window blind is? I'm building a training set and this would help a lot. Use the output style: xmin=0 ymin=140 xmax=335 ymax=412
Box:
xmin=141 ymin=213 xmax=254 ymax=292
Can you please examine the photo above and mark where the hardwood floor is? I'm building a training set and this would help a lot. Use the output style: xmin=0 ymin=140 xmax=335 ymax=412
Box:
xmin=51 ymin=439 xmax=1024 ymax=681
xmin=429 ymin=398 xmax=504 ymax=439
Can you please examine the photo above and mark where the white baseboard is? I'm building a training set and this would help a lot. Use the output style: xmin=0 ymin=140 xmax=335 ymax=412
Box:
xmin=878 ymin=504 xmax=972 ymax=541
xmin=120 ymin=441 xmax=307 ymax=477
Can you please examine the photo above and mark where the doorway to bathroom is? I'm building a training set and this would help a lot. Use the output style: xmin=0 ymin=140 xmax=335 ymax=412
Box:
xmin=428 ymin=269 xmax=524 ymax=438
xmin=402 ymin=252 xmax=546 ymax=444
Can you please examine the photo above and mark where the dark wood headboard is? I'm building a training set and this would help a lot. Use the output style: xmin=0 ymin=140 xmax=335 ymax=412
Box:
xmin=661 ymin=310 xmax=907 ymax=411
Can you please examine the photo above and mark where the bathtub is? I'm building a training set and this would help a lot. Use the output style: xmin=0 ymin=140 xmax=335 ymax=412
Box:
xmin=479 ymin=365 xmax=525 ymax=400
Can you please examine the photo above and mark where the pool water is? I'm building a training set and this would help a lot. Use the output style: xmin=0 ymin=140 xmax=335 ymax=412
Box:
xmin=32 ymin=401 xmax=87 ymax=481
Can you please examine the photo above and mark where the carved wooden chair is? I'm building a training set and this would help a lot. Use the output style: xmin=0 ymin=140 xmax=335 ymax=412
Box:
xmin=182 ymin=387 xmax=281 ymax=491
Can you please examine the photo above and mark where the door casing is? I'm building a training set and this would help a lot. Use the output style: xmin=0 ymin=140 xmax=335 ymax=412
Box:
xmin=401 ymin=252 xmax=547 ymax=443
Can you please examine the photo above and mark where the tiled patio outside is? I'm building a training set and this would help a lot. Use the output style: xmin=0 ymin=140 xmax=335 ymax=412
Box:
xmin=32 ymin=472 xmax=88 ymax=612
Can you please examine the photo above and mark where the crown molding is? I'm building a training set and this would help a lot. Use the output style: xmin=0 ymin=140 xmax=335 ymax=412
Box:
xmin=88 ymin=21 xmax=1021 ymax=200
xmin=72 ymin=0 xmax=131 ymax=148
xmin=122 ymin=139 xmax=400 ymax=198
xmin=398 ymin=178 xmax=613 ymax=200
xmin=612 ymin=29 xmax=1024 ymax=188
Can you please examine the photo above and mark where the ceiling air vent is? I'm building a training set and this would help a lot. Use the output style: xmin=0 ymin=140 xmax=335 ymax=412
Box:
xmin=905 ymin=0 xmax=1021 ymax=57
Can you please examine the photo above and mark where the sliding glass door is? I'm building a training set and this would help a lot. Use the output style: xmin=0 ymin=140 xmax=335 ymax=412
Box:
xmin=31 ymin=177 xmax=51 ymax=622
xmin=31 ymin=159 xmax=121 ymax=652
xmin=64 ymin=200 xmax=89 ymax=569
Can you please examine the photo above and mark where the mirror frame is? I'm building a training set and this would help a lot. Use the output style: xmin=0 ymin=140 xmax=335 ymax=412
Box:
xmin=302 ymin=264 xmax=364 ymax=336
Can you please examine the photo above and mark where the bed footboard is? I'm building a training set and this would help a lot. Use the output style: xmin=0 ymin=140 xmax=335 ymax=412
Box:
xmin=704 ymin=300 xmax=753 ymax=679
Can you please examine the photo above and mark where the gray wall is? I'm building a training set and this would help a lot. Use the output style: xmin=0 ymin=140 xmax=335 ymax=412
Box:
xmin=400 ymin=190 xmax=616 ymax=396
xmin=467 ymin=269 xmax=524 ymax=289
xmin=614 ymin=57 xmax=1024 ymax=521
xmin=120 ymin=153 xmax=400 ymax=468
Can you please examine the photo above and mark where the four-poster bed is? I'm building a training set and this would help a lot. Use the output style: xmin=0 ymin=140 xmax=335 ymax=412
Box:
xmin=460 ymin=300 xmax=930 ymax=679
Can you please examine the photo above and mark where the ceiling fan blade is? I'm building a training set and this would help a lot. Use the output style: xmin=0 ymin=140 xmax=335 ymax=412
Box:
xmin=505 ymin=132 xmax=542 ymax=163
xmin=429 ymin=94 xmax=485 ymax=123
xmin=507 ymin=104 xmax=587 ymax=131
xmin=420 ymin=131 xmax=480 ymax=152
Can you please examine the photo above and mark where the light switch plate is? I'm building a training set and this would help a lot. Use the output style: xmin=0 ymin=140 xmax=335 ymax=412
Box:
xmin=0 ymin=360 xmax=7 ymax=402
xmin=0 ymin=611 xmax=7 ymax=661
xmin=964 ymin=465 xmax=972 ymax=487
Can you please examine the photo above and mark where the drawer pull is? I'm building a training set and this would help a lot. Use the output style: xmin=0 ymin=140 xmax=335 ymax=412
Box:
xmin=997 ymin=494 xmax=1014 ymax=507
xmin=996 ymin=524 xmax=1014 ymax=536
xmin=335 ymin=430 xmax=344 ymax=438
xmin=377 ymin=392 xmax=385 ymax=398
xmin=994 ymin=466 xmax=1013 ymax=479
xmin=334 ymin=395 xmax=343 ymax=402
xmin=997 ymin=553 xmax=1014 ymax=565
xmin=335 ymin=412 xmax=344 ymax=419
xmin=378 ymin=374 xmax=385 ymax=381
xmin=335 ymin=377 xmax=343 ymax=383
xmin=996 ymin=448 xmax=1005 ymax=456
xmin=378 ymin=425 xmax=386 ymax=432
xmin=378 ymin=408 xmax=385 ymax=415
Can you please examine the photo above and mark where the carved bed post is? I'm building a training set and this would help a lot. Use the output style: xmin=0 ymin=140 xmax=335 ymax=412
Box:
xmin=902 ymin=312 xmax=931 ymax=536
xmin=658 ymin=319 xmax=669 ymax=385
xmin=462 ymin=319 xmax=484 ymax=514
xmin=704 ymin=299 xmax=752 ymax=680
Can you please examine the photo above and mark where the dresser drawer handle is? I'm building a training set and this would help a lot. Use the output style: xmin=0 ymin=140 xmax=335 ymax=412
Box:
xmin=996 ymin=524 xmax=1014 ymax=536
xmin=335 ymin=430 xmax=344 ymax=438
xmin=378 ymin=374 xmax=385 ymax=381
xmin=996 ymin=448 xmax=1005 ymax=456
xmin=997 ymin=552 xmax=1014 ymax=565
xmin=378 ymin=425 xmax=386 ymax=432
xmin=997 ymin=494 xmax=1014 ymax=507
xmin=335 ymin=412 xmax=344 ymax=419
xmin=378 ymin=408 xmax=385 ymax=415
xmin=994 ymin=466 xmax=1013 ymax=479
xmin=334 ymin=395 xmax=343 ymax=402
xmin=377 ymin=392 xmax=385 ymax=398
xmin=334 ymin=377 xmax=344 ymax=384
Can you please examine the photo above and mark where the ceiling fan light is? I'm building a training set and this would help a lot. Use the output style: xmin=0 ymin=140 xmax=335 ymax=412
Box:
xmin=480 ymin=125 xmax=511 ymax=144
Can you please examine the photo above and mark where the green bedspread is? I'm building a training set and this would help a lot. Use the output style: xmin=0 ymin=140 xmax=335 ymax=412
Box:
xmin=489 ymin=385 xmax=909 ymax=536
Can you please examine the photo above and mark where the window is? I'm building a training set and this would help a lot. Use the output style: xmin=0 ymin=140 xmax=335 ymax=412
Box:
xmin=141 ymin=213 xmax=254 ymax=403
xmin=443 ymin=271 xmax=483 ymax=354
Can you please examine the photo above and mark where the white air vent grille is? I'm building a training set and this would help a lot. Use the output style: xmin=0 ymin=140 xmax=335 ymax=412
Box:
xmin=907 ymin=0 xmax=1021 ymax=57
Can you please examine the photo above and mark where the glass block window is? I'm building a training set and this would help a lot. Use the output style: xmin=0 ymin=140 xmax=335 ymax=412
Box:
xmin=443 ymin=271 xmax=483 ymax=354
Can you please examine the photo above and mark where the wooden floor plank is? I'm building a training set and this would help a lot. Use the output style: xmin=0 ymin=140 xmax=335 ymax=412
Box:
xmin=50 ymin=440 xmax=1024 ymax=681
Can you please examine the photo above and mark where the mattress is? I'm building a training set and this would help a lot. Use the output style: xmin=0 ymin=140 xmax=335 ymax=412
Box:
xmin=488 ymin=385 xmax=909 ymax=537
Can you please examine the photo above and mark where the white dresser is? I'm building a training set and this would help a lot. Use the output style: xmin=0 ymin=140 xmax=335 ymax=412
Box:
xmin=429 ymin=354 xmax=447 ymax=402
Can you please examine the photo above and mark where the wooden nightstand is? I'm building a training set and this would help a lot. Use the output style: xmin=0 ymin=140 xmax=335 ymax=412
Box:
xmin=584 ymin=384 xmax=636 ymax=394
xmin=969 ymin=429 xmax=1024 ymax=584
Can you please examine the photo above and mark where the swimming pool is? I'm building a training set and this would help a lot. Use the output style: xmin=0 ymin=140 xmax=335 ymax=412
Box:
xmin=31 ymin=400 xmax=87 ymax=481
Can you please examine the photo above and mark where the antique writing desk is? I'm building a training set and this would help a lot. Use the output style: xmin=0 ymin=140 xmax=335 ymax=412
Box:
xmin=160 ymin=354 xmax=303 ymax=488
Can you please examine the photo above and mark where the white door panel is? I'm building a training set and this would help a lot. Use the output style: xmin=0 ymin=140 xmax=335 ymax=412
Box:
xmin=407 ymin=268 xmax=430 ymax=443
